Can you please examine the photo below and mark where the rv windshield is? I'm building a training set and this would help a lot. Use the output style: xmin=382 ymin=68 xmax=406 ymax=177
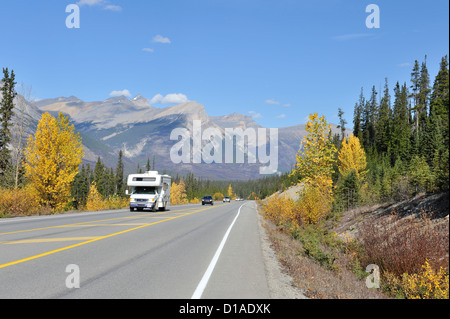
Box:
xmin=132 ymin=186 xmax=156 ymax=195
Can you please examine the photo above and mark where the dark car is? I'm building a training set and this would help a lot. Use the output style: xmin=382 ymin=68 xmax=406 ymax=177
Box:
xmin=202 ymin=195 xmax=214 ymax=205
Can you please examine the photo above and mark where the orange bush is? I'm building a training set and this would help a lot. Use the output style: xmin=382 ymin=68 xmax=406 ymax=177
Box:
xmin=0 ymin=186 xmax=49 ymax=217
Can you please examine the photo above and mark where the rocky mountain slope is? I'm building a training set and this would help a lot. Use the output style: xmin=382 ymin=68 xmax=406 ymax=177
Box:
xmin=6 ymin=92 xmax=339 ymax=180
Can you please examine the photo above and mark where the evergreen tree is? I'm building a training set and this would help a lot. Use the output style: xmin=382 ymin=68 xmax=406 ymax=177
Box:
xmin=429 ymin=55 xmax=449 ymax=147
xmin=391 ymin=82 xmax=411 ymax=163
xmin=94 ymin=157 xmax=106 ymax=196
xmin=410 ymin=60 xmax=421 ymax=132
xmin=116 ymin=150 xmax=124 ymax=196
xmin=361 ymin=86 xmax=378 ymax=150
xmin=71 ymin=164 xmax=90 ymax=207
xmin=0 ymin=68 xmax=16 ymax=179
xmin=353 ymin=89 xmax=364 ymax=143
xmin=376 ymin=78 xmax=392 ymax=155
xmin=336 ymin=169 xmax=362 ymax=211
xmin=417 ymin=57 xmax=431 ymax=133
xmin=336 ymin=107 xmax=347 ymax=143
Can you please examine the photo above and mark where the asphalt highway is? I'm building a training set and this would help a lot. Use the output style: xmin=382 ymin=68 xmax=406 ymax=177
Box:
xmin=0 ymin=200 xmax=271 ymax=299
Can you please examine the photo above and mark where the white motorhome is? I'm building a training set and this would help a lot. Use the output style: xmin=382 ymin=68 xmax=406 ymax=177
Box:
xmin=126 ymin=171 xmax=171 ymax=212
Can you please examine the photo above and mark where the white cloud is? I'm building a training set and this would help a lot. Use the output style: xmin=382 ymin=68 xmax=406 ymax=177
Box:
xmin=153 ymin=35 xmax=171 ymax=44
xmin=276 ymin=114 xmax=286 ymax=118
xmin=248 ymin=111 xmax=262 ymax=119
xmin=76 ymin=0 xmax=105 ymax=6
xmin=265 ymin=99 xmax=280 ymax=105
xmin=103 ymin=4 xmax=122 ymax=11
xmin=142 ymin=48 xmax=154 ymax=53
xmin=150 ymin=93 xmax=189 ymax=104
xmin=398 ymin=62 xmax=412 ymax=67
xmin=110 ymin=89 xmax=131 ymax=98
xmin=76 ymin=0 xmax=122 ymax=11
xmin=283 ymin=103 xmax=291 ymax=107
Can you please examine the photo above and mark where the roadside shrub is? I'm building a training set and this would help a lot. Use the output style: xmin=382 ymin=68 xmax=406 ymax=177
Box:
xmin=190 ymin=197 xmax=200 ymax=204
xmin=297 ymin=183 xmax=333 ymax=224
xmin=263 ymin=183 xmax=332 ymax=227
xmin=84 ymin=183 xmax=128 ymax=212
xmin=213 ymin=192 xmax=224 ymax=201
xmin=105 ymin=195 xmax=129 ymax=210
xmin=402 ymin=259 xmax=449 ymax=299
xmin=0 ymin=186 xmax=48 ymax=217
xmin=85 ymin=182 xmax=106 ymax=211
xmin=263 ymin=195 xmax=299 ymax=227
xmin=383 ymin=260 xmax=449 ymax=299
xmin=358 ymin=213 xmax=448 ymax=277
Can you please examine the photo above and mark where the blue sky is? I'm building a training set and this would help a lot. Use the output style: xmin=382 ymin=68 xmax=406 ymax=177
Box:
xmin=0 ymin=0 xmax=448 ymax=128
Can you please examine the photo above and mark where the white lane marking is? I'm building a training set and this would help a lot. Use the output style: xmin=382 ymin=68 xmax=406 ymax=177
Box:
xmin=191 ymin=202 xmax=247 ymax=299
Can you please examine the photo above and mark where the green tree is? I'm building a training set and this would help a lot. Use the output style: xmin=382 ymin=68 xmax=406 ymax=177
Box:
xmin=0 ymin=68 xmax=16 ymax=181
xmin=409 ymin=155 xmax=432 ymax=193
xmin=94 ymin=157 xmax=106 ymax=196
xmin=116 ymin=150 xmax=125 ymax=196
xmin=71 ymin=163 xmax=90 ymax=208
xmin=375 ymin=78 xmax=392 ymax=155
xmin=410 ymin=60 xmax=421 ymax=132
xmin=391 ymin=82 xmax=411 ymax=163
xmin=336 ymin=107 xmax=347 ymax=143
xmin=353 ymin=88 xmax=364 ymax=142
xmin=429 ymin=56 xmax=449 ymax=148
xmin=336 ymin=169 xmax=362 ymax=211
xmin=417 ymin=57 xmax=431 ymax=134
xmin=361 ymin=86 xmax=378 ymax=151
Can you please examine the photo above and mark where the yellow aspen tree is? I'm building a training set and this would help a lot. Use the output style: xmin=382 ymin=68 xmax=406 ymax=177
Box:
xmin=170 ymin=181 xmax=179 ymax=204
xmin=292 ymin=113 xmax=337 ymax=195
xmin=177 ymin=179 xmax=188 ymax=204
xmin=24 ymin=112 xmax=84 ymax=211
xmin=171 ymin=180 xmax=188 ymax=205
xmin=227 ymin=184 xmax=233 ymax=197
xmin=85 ymin=182 xmax=104 ymax=211
xmin=290 ymin=113 xmax=337 ymax=224
xmin=338 ymin=135 xmax=368 ymax=180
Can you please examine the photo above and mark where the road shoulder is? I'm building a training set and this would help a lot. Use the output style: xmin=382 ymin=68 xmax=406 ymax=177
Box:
xmin=255 ymin=201 xmax=308 ymax=299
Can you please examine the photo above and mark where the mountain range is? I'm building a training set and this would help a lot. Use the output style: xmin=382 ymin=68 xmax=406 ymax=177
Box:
xmin=7 ymin=92 xmax=339 ymax=180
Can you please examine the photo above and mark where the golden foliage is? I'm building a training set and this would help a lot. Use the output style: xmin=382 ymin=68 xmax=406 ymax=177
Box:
xmin=264 ymin=185 xmax=333 ymax=227
xmin=263 ymin=194 xmax=298 ymax=226
xmin=189 ymin=197 xmax=200 ymax=204
xmin=292 ymin=113 xmax=337 ymax=187
xmin=0 ymin=185 xmax=43 ymax=217
xmin=298 ymin=181 xmax=333 ymax=224
xmin=338 ymin=135 xmax=368 ymax=180
xmin=171 ymin=180 xmax=188 ymax=205
xmin=84 ymin=182 xmax=128 ymax=212
xmin=85 ymin=182 xmax=104 ymax=211
xmin=213 ymin=192 xmax=224 ymax=201
xmin=402 ymin=260 xmax=449 ymax=299
xmin=24 ymin=112 xmax=84 ymax=211
xmin=227 ymin=184 xmax=233 ymax=197
xmin=287 ymin=113 xmax=336 ymax=224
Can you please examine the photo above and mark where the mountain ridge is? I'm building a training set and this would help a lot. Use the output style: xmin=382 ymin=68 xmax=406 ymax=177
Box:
xmin=6 ymin=93 xmax=339 ymax=180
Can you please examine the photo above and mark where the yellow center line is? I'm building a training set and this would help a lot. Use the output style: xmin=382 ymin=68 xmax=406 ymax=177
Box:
xmin=0 ymin=205 xmax=215 ymax=269
xmin=0 ymin=237 xmax=100 ymax=244
xmin=0 ymin=206 xmax=199 ymax=236
xmin=56 ymin=223 xmax=150 ymax=227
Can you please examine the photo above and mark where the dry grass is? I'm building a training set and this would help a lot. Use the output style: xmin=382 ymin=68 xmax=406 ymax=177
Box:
xmin=358 ymin=212 xmax=449 ymax=277
xmin=258 ymin=202 xmax=387 ymax=299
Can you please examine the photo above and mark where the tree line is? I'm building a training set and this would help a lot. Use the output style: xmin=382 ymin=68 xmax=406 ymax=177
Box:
xmin=347 ymin=55 xmax=448 ymax=204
